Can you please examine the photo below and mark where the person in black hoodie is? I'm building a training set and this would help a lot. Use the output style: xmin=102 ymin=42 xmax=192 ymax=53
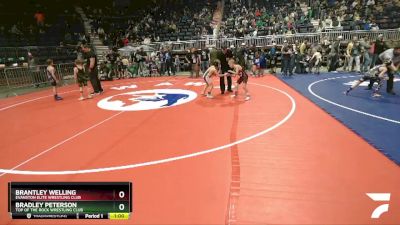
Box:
xmin=81 ymin=44 xmax=103 ymax=95
xmin=218 ymin=47 xmax=232 ymax=94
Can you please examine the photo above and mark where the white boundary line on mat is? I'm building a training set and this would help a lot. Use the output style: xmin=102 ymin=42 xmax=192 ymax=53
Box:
xmin=0 ymin=79 xmax=180 ymax=112
xmin=308 ymin=75 xmax=400 ymax=124
xmin=0 ymin=82 xmax=296 ymax=175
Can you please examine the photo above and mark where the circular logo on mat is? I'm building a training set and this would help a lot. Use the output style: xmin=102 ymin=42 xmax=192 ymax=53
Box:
xmin=97 ymin=89 xmax=197 ymax=111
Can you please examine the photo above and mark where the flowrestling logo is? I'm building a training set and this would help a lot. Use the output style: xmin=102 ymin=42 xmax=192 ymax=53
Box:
xmin=97 ymin=89 xmax=197 ymax=111
xmin=366 ymin=193 xmax=391 ymax=219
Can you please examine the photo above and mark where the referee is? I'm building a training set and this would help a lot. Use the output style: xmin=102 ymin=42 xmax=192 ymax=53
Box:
xmin=217 ymin=47 xmax=232 ymax=94
xmin=81 ymin=44 xmax=103 ymax=95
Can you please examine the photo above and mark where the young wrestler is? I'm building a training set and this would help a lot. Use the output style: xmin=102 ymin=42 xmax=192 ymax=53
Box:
xmin=46 ymin=59 xmax=63 ymax=101
xmin=228 ymin=59 xmax=250 ymax=101
xmin=74 ymin=59 xmax=92 ymax=100
xmin=202 ymin=60 xmax=220 ymax=99
xmin=345 ymin=58 xmax=392 ymax=97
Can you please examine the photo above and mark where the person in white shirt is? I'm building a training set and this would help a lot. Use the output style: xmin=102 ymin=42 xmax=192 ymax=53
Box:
xmin=366 ymin=0 xmax=375 ymax=6
xmin=309 ymin=50 xmax=322 ymax=74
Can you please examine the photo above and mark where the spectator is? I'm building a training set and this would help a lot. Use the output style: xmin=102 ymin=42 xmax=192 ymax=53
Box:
xmin=174 ymin=55 xmax=181 ymax=73
xmin=366 ymin=0 xmax=375 ymax=6
xmin=165 ymin=49 xmax=174 ymax=76
xmin=185 ymin=48 xmax=200 ymax=78
xmin=360 ymin=36 xmax=371 ymax=72
xmin=106 ymin=48 xmax=119 ymax=78
xmin=200 ymin=47 xmax=210 ymax=74
xmin=281 ymin=41 xmax=293 ymax=76
xmin=28 ymin=52 xmax=42 ymax=88
xmin=371 ymin=34 xmax=388 ymax=67
xmin=269 ymin=43 xmax=277 ymax=74
xmin=158 ymin=50 xmax=166 ymax=75
xmin=348 ymin=37 xmax=361 ymax=72
xmin=136 ymin=47 xmax=147 ymax=76
xmin=34 ymin=11 xmax=45 ymax=26
xmin=123 ymin=37 xmax=129 ymax=46
xmin=328 ymin=36 xmax=342 ymax=72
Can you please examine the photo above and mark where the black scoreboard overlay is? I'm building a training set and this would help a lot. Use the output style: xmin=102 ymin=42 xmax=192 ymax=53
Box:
xmin=8 ymin=182 xmax=132 ymax=220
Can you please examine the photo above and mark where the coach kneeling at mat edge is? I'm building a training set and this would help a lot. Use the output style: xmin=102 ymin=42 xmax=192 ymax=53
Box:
xmin=81 ymin=44 xmax=104 ymax=95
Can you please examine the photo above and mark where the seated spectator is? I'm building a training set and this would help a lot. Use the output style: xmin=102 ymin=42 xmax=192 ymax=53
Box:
xmin=366 ymin=0 xmax=375 ymax=6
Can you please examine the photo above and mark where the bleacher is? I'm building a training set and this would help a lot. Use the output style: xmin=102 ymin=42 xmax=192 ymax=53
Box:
xmin=0 ymin=1 xmax=83 ymax=67
xmin=82 ymin=0 xmax=218 ymax=46
xmin=0 ymin=46 xmax=78 ymax=67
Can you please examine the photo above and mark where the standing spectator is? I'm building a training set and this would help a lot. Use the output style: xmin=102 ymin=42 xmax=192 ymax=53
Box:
xmin=371 ymin=34 xmax=388 ymax=67
xmin=252 ymin=51 xmax=261 ymax=76
xmin=210 ymin=46 xmax=219 ymax=66
xmin=200 ymin=47 xmax=210 ymax=74
xmin=360 ymin=36 xmax=371 ymax=72
xmin=106 ymin=48 xmax=119 ymax=78
xmin=348 ymin=37 xmax=361 ymax=73
xmin=28 ymin=52 xmax=41 ymax=88
xmin=269 ymin=43 xmax=277 ymax=74
xmin=116 ymin=57 xmax=124 ymax=79
xmin=291 ymin=41 xmax=299 ymax=74
xmin=185 ymin=48 xmax=200 ymax=78
xmin=98 ymin=27 xmax=105 ymax=40
xmin=121 ymin=57 xmax=129 ymax=77
xmin=299 ymin=40 xmax=308 ymax=56
xmin=174 ymin=55 xmax=181 ymax=73
xmin=345 ymin=37 xmax=354 ymax=71
xmin=235 ymin=43 xmax=247 ymax=70
xmin=159 ymin=50 xmax=166 ymax=75
xmin=34 ymin=11 xmax=45 ymax=27
xmin=165 ymin=49 xmax=174 ymax=76
xmin=81 ymin=44 xmax=103 ymax=95
xmin=136 ymin=47 xmax=147 ymax=76
xmin=328 ymin=36 xmax=342 ymax=72
xmin=259 ymin=49 xmax=268 ymax=76
xmin=281 ymin=41 xmax=293 ymax=76
xmin=246 ymin=46 xmax=256 ymax=72
xmin=130 ymin=50 xmax=139 ymax=76
xmin=295 ymin=48 xmax=307 ymax=74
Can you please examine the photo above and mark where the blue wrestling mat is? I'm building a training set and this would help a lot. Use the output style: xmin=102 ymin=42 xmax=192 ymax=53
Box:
xmin=280 ymin=72 xmax=400 ymax=165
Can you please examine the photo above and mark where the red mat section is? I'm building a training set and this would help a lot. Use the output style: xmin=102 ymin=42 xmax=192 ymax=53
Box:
xmin=0 ymin=76 xmax=399 ymax=224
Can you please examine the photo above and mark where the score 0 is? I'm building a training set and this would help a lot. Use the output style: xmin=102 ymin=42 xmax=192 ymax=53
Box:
xmin=118 ymin=190 xmax=125 ymax=199
xmin=118 ymin=190 xmax=124 ymax=211
xmin=116 ymin=189 xmax=129 ymax=211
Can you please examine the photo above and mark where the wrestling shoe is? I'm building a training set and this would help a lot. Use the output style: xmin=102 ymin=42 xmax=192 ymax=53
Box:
xmin=372 ymin=93 xmax=382 ymax=98
xmin=55 ymin=95 xmax=63 ymax=101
